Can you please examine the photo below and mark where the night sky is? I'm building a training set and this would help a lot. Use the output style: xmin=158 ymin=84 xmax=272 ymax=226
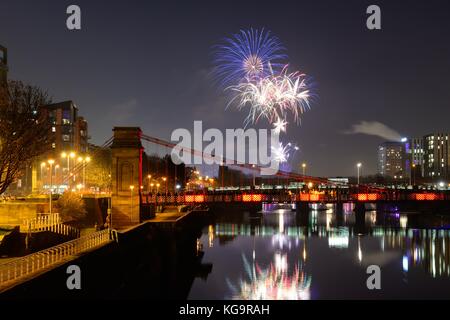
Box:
xmin=1 ymin=0 xmax=450 ymax=177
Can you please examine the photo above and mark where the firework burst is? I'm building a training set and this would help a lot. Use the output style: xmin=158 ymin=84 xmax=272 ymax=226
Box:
xmin=271 ymin=141 xmax=298 ymax=163
xmin=273 ymin=117 xmax=288 ymax=134
xmin=227 ymin=66 xmax=311 ymax=126
xmin=212 ymin=28 xmax=287 ymax=87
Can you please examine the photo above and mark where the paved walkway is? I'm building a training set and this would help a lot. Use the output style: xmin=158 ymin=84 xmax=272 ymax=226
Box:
xmin=146 ymin=207 xmax=191 ymax=224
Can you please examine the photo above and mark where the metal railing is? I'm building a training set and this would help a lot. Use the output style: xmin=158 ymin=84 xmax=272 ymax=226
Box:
xmin=142 ymin=191 xmax=450 ymax=204
xmin=21 ymin=213 xmax=61 ymax=232
xmin=20 ymin=213 xmax=80 ymax=238
xmin=0 ymin=229 xmax=114 ymax=286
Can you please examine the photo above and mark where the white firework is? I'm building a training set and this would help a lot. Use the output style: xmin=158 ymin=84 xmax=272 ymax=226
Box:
xmin=273 ymin=117 xmax=288 ymax=134
xmin=227 ymin=66 xmax=311 ymax=127
xmin=271 ymin=142 xmax=290 ymax=163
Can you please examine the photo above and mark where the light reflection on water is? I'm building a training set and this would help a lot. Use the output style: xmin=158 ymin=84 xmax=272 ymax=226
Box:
xmin=188 ymin=205 xmax=450 ymax=300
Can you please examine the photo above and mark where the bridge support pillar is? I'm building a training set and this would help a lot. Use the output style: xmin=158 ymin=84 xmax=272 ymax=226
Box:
xmin=296 ymin=201 xmax=309 ymax=214
xmin=335 ymin=201 xmax=344 ymax=225
xmin=110 ymin=127 xmax=143 ymax=229
xmin=336 ymin=201 xmax=343 ymax=214
xmin=354 ymin=202 xmax=366 ymax=234
xmin=354 ymin=202 xmax=366 ymax=215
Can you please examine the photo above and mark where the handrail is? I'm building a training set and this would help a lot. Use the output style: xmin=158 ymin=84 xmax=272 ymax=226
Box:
xmin=20 ymin=213 xmax=80 ymax=238
xmin=0 ymin=229 xmax=114 ymax=286
xmin=21 ymin=213 xmax=61 ymax=232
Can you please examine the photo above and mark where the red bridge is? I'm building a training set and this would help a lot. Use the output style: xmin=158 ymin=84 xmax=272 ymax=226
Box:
xmin=68 ymin=127 xmax=449 ymax=228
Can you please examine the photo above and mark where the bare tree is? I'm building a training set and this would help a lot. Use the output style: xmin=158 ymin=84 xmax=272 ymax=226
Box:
xmin=0 ymin=80 xmax=52 ymax=194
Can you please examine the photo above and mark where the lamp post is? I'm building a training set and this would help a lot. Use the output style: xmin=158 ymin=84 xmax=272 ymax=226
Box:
xmin=78 ymin=156 xmax=91 ymax=191
xmin=412 ymin=164 xmax=416 ymax=186
xmin=48 ymin=159 xmax=55 ymax=214
xmin=147 ymin=174 xmax=151 ymax=192
xmin=162 ymin=177 xmax=167 ymax=195
xmin=252 ymin=164 xmax=256 ymax=187
xmin=69 ymin=152 xmax=76 ymax=182
xmin=61 ymin=151 xmax=76 ymax=186
xmin=357 ymin=163 xmax=362 ymax=185
xmin=40 ymin=162 xmax=46 ymax=192
xmin=129 ymin=185 xmax=134 ymax=222
xmin=54 ymin=164 xmax=60 ymax=188
xmin=302 ymin=163 xmax=306 ymax=176
xmin=61 ymin=152 xmax=68 ymax=182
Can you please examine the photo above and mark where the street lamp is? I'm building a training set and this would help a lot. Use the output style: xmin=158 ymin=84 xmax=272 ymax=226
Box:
xmin=61 ymin=151 xmax=76 ymax=185
xmin=78 ymin=155 xmax=91 ymax=191
xmin=412 ymin=164 xmax=416 ymax=186
xmin=40 ymin=162 xmax=46 ymax=192
xmin=357 ymin=163 xmax=362 ymax=185
xmin=69 ymin=152 xmax=76 ymax=182
xmin=252 ymin=164 xmax=256 ymax=187
xmin=162 ymin=177 xmax=167 ymax=195
xmin=147 ymin=174 xmax=152 ymax=192
xmin=48 ymin=159 xmax=55 ymax=214
xmin=129 ymin=185 xmax=135 ymax=222
xmin=61 ymin=152 xmax=68 ymax=180
xmin=54 ymin=164 xmax=60 ymax=187
xmin=302 ymin=163 xmax=306 ymax=176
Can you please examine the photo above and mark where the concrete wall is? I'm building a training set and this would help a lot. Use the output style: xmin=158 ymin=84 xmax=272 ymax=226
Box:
xmin=0 ymin=202 xmax=46 ymax=226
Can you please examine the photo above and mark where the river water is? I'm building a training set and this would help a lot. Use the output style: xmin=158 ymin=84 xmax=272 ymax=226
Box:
xmin=188 ymin=204 xmax=450 ymax=299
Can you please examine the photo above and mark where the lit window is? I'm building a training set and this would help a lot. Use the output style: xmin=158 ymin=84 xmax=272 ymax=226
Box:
xmin=62 ymin=134 xmax=70 ymax=142
xmin=52 ymin=143 xmax=56 ymax=149
xmin=51 ymin=126 xmax=56 ymax=132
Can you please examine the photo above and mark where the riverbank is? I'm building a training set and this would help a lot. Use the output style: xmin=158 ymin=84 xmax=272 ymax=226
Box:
xmin=0 ymin=211 xmax=211 ymax=299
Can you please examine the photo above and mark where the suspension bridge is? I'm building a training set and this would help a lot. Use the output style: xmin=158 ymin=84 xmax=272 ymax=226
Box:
xmin=85 ymin=127 xmax=450 ymax=229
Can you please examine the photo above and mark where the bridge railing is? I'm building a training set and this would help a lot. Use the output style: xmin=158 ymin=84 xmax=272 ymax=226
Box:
xmin=0 ymin=229 xmax=114 ymax=286
xmin=141 ymin=190 xmax=450 ymax=204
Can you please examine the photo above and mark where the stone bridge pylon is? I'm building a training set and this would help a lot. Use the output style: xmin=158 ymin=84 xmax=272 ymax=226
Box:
xmin=110 ymin=127 xmax=144 ymax=228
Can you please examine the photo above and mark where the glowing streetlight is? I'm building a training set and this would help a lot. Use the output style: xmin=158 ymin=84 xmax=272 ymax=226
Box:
xmin=302 ymin=163 xmax=306 ymax=176
xmin=40 ymin=162 xmax=46 ymax=191
xmin=48 ymin=159 xmax=55 ymax=214
xmin=162 ymin=177 xmax=167 ymax=195
xmin=411 ymin=163 xmax=416 ymax=186
xmin=55 ymin=164 xmax=60 ymax=186
xmin=61 ymin=151 xmax=76 ymax=185
xmin=147 ymin=174 xmax=152 ymax=192
xmin=357 ymin=163 xmax=362 ymax=185
xmin=130 ymin=185 xmax=135 ymax=222
xmin=77 ymin=155 xmax=91 ymax=191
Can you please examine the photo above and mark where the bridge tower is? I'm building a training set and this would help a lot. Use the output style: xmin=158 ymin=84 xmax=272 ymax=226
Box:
xmin=110 ymin=127 xmax=143 ymax=228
